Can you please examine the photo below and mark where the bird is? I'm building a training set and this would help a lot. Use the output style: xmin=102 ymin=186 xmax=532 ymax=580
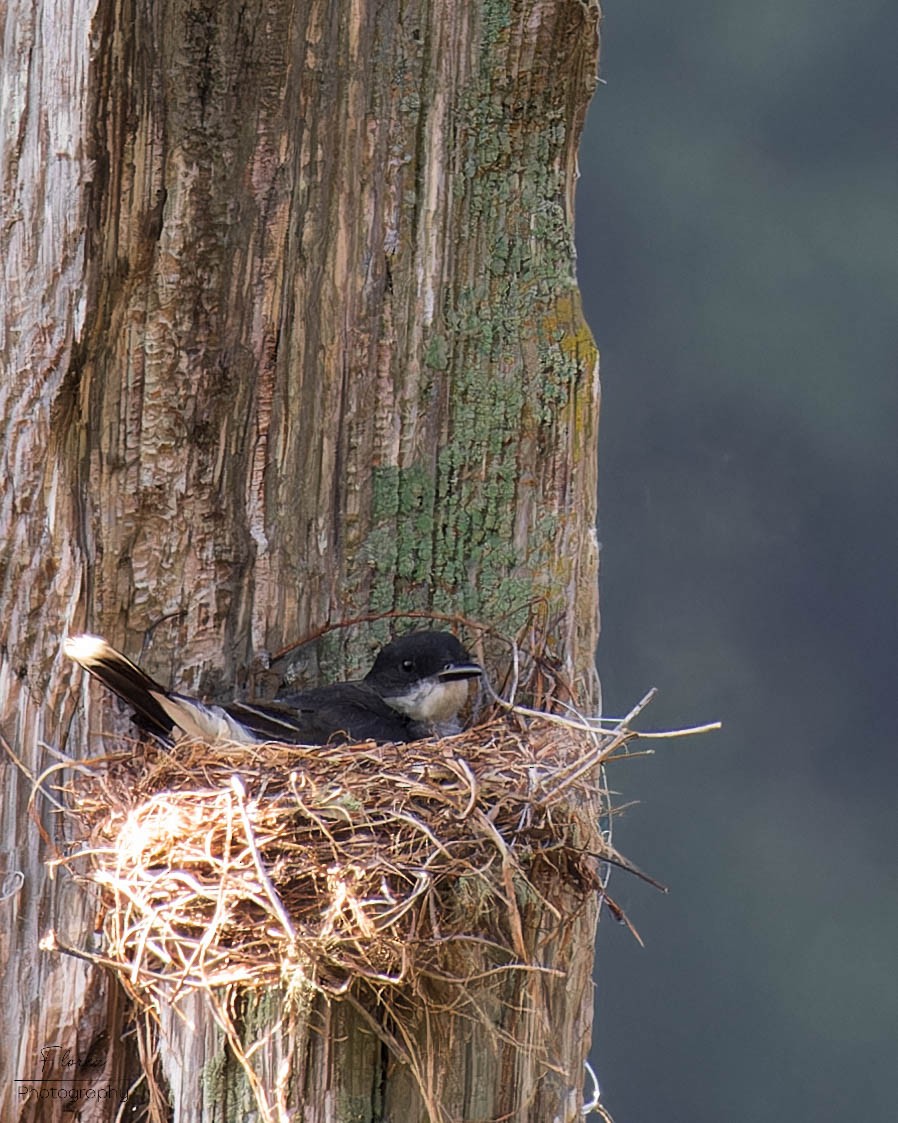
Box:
xmin=63 ymin=630 xmax=483 ymax=746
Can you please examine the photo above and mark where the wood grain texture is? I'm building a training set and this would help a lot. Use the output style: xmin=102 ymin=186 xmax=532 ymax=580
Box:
xmin=1 ymin=0 xmax=601 ymax=1118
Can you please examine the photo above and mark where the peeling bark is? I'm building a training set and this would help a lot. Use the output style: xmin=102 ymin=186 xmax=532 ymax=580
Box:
xmin=1 ymin=0 xmax=601 ymax=1119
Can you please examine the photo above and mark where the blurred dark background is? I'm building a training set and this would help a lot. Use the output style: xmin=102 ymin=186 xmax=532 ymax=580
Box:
xmin=577 ymin=3 xmax=897 ymax=1120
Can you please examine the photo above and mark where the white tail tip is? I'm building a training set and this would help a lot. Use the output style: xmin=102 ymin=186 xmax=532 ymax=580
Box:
xmin=63 ymin=633 xmax=114 ymax=664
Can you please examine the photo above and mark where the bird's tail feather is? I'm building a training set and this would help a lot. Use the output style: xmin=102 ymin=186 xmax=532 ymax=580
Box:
xmin=64 ymin=633 xmax=264 ymax=744
xmin=64 ymin=634 xmax=177 ymax=739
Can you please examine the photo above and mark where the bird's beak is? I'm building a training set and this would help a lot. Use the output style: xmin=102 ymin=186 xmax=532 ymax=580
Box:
xmin=437 ymin=662 xmax=483 ymax=682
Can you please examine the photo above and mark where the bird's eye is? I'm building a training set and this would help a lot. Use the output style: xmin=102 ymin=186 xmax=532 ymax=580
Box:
xmin=402 ymin=659 xmax=415 ymax=672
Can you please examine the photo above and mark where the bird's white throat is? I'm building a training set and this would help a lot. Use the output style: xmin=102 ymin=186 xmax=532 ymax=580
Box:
xmin=383 ymin=677 xmax=470 ymax=724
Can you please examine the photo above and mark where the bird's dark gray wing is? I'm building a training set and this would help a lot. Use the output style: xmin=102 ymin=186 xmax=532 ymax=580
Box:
xmin=226 ymin=682 xmax=424 ymax=745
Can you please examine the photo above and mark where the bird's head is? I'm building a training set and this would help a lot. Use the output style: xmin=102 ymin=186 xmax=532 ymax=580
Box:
xmin=365 ymin=631 xmax=483 ymax=726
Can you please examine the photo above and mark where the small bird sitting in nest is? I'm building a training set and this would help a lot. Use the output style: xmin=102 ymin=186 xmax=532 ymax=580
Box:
xmin=64 ymin=630 xmax=483 ymax=746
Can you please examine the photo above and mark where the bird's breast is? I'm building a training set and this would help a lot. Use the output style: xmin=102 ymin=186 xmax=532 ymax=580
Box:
xmin=383 ymin=678 xmax=471 ymax=725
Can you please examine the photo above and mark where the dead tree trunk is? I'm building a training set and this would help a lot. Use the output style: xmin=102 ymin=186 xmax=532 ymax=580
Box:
xmin=1 ymin=0 xmax=601 ymax=1119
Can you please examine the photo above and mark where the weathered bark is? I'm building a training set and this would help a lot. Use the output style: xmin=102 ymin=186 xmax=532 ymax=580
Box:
xmin=1 ymin=0 xmax=601 ymax=1119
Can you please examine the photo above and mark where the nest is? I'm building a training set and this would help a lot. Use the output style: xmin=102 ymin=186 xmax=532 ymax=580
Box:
xmin=59 ymin=714 xmax=627 ymax=1009
xmin=18 ymin=611 xmax=719 ymax=1123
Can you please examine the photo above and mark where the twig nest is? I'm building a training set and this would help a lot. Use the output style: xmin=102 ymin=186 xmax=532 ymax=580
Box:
xmin=62 ymin=716 xmax=615 ymax=1007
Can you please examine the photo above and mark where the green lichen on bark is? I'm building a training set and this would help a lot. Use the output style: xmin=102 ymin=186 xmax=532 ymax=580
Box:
xmin=361 ymin=0 xmax=599 ymax=644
